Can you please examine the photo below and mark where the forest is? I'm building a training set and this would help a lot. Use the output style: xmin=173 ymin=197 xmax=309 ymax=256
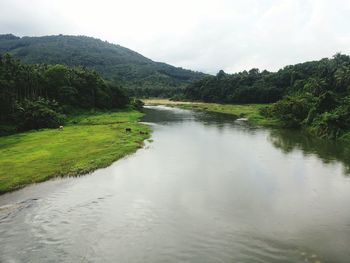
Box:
xmin=0 ymin=34 xmax=206 ymax=94
xmin=183 ymin=53 xmax=350 ymax=139
xmin=0 ymin=53 xmax=131 ymax=134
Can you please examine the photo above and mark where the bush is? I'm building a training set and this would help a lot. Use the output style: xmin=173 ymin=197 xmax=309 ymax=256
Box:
xmin=0 ymin=125 xmax=17 ymax=136
xmin=269 ymin=95 xmax=315 ymax=128
xmin=15 ymin=98 xmax=66 ymax=131
xmin=310 ymin=98 xmax=350 ymax=138
xmin=130 ymin=98 xmax=144 ymax=110
xmin=170 ymin=93 xmax=187 ymax=101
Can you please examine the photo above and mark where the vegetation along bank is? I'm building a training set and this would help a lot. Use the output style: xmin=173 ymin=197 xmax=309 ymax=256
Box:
xmin=0 ymin=53 xmax=151 ymax=194
xmin=169 ymin=53 xmax=350 ymax=141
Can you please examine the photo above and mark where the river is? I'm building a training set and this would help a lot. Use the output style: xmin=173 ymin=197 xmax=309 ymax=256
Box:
xmin=0 ymin=105 xmax=350 ymax=262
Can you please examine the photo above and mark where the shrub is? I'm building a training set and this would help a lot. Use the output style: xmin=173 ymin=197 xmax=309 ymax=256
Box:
xmin=310 ymin=97 xmax=350 ymax=138
xmin=130 ymin=99 xmax=145 ymax=110
xmin=14 ymin=98 xmax=65 ymax=131
xmin=269 ymin=95 xmax=315 ymax=128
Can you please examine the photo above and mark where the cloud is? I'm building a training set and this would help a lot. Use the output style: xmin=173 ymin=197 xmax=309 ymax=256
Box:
xmin=1 ymin=0 xmax=350 ymax=74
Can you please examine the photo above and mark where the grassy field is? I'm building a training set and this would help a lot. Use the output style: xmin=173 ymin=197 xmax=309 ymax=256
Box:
xmin=143 ymin=99 xmax=278 ymax=126
xmin=0 ymin=109 xmax=150 ymax=194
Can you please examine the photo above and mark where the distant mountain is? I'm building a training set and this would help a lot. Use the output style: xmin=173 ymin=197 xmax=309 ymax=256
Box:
xmin=0 ymin=34 xmax=206 ymax=89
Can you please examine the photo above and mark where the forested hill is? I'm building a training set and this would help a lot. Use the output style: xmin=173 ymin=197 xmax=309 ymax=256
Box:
xmin=0 ymin=34 xmax=206 ymax=91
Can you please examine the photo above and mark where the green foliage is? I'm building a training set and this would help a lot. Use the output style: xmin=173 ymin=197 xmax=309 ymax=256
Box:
xmin=14 ymin=98 xmax=65 ymax=130
xmin=266 ymin=95 xmax=315 ymax=128
xmin=0 ymin=34 xmax=206 ymax=92
xmin=130 ymin=98 xmax=144 ymax=110
xmin=185 ymin=53 xmax=350 ymax=139
xmin=265 ymin=91 xmax=350 ymax=138
xmin=0 ymin=53 xmax=132 ymax=133
xmin=309 ymin=97 xmax=350 ymax=138
xmin=185 ymin=69 xmax=283 ymax=103
xmin=170 ymin=93 xmax=187 ymax=101
xmin=132 ymin=50 xmax=350 ymax=139
xmin=184 ymin=54 xmax=350 ymax=106
xmin=126 ymin=86 xmax=186 ymax=98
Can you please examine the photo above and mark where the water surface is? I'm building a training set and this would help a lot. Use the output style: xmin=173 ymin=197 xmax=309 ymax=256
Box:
xmin=1 ymin=106 xmax=350 ymax=263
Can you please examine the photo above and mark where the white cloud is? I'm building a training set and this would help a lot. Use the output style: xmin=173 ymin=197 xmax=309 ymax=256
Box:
xmin=0 ymin=0 xmax=350 ymax=73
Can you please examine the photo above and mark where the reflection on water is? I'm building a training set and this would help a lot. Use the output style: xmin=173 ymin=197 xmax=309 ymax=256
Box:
xmin=0 ymin=105 xmax=350 ymax=263
xmin=268 ymin=129 xmax=350 ymax=175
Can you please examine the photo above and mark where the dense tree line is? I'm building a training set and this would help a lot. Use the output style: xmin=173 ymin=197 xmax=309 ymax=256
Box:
xmin=0 ymin=34 xmax=206 ymax=92
xmin=0 ymin=53 xmax=129 ymax=134
xmin=185 ymin=68 xmax=289 ymax=103
xmin=264 ymin=54 xmax=350 ymax=139
xmin=185 ymin=53 xmax=350 ymax=139
xmin=184 ymin=54 xmax=350 ymax=104
xmin=126 ymin=86 xmax=185 ymax=98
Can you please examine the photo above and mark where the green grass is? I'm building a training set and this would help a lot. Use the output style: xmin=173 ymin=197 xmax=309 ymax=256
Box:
xmin=0 ymin=109 xmax=150 ymax=194
xmin=66 ymin=108 xmax=143 ymax=125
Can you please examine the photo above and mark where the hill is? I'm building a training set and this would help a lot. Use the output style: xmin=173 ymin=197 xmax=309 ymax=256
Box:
xmin=0 ymin=34 xmax=206 ymax=92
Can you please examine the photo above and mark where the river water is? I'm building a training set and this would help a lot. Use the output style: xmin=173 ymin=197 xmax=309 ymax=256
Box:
xmin=1 ymin=106 xmax=350 ymax=263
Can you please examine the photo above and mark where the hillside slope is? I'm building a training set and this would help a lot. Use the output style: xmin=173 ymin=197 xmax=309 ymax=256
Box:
xmin=0 ymin=34 xmax=206 ymax=89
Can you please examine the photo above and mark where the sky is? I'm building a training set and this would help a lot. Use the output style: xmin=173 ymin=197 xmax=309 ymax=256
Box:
xmin=1 ymin=0 xmax=350 ymax=74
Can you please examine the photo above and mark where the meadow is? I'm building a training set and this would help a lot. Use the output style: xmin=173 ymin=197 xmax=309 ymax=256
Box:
xmin=0 ymin=109 xmax=150 ymax=194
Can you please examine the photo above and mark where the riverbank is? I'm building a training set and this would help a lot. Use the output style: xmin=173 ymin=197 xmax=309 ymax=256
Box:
xmin=144 ymin=99 xmax=350 ymax=143
xmin=143 ymin=99 xmax=278 ymax=126
xmin=0 ymin=109 xmax=150 ymax=194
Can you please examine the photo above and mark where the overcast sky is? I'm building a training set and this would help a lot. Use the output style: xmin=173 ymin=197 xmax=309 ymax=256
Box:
xmin=1 ymin=0 xmax=350 ymax=74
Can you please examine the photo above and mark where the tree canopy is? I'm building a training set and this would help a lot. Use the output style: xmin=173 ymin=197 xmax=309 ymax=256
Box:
xmin=0 ymin=34 xmax=207 ymax=94
xmin=0 ymin=53 xmax=129 ymax=133
xmin=184 ymin=53 xmax=350 ymax=139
